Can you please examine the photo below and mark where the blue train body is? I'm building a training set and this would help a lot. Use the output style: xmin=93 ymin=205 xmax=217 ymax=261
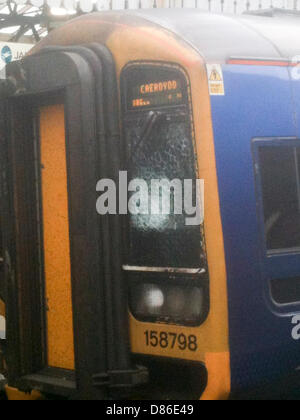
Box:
xmin=212 ymin=63 xmax=300 ymax=396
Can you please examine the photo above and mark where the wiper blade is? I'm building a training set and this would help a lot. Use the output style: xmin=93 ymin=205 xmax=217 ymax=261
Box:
xmin=132 ymin=111 xmax=164 ymax=158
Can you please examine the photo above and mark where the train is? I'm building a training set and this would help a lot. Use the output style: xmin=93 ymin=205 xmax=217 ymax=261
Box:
xmin=0 ymin=9 xmax=300 ymax=400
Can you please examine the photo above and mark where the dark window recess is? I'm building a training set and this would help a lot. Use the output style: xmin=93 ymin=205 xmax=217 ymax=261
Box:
xmin=122 ymin=66 xmax=203 ymax=269
xmin=121 ymin=64 xmax=209 ymax=328
xmin=259 ymin=146 xmax=300 ymax=251
xmin=271 ymin=277 xmax=300 ymax=305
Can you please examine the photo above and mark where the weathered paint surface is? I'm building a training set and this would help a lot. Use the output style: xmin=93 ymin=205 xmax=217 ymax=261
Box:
xmin=40 ymin=105 xmax=75 ymax=371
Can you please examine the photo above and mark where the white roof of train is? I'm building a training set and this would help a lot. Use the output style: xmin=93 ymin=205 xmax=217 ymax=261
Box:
xmin=106 ymin=9 xmax=300 ymax=63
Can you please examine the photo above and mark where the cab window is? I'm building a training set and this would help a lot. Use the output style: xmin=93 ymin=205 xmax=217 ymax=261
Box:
xmin=122 ymin=65 xmax=203 ymax=268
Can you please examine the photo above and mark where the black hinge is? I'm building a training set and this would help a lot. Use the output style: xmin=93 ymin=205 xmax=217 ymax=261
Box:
xmin=93 ymin=365 xmax=148 ymax=389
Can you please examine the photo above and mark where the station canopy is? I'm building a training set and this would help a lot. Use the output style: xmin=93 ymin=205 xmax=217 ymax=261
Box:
xmin=1 ymin=1 xmax=300 ymax=43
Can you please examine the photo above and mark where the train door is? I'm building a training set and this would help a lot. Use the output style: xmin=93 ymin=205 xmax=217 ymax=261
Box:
xmin=0 ymin=46 xmax=147 ymax=399
xmin=251 ymin=137 xmax=300 ymax=396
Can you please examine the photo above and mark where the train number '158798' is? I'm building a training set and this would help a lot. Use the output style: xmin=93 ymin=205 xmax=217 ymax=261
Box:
xmin=144 ymin=330 xmax=198 ymax=352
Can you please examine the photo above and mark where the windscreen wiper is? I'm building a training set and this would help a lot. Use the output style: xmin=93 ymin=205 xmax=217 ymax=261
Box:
xmin=132 ymin=110 xmax=165 ymax=158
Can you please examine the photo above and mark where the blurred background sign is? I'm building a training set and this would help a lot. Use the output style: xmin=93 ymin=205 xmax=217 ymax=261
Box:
xmin=0 ymin=41 xmax=32 ymax=76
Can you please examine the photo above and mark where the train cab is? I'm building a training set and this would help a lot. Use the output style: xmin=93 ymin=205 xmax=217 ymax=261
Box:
xmin=0 ymin=9 xmax=300 ymax=400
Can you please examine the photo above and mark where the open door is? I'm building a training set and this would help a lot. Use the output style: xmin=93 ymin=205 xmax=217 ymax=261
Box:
xmin=0 ymin=45 xmax=147 ymax=399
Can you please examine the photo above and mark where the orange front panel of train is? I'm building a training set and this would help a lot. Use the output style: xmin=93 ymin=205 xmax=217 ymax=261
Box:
xmin=40 ymin=104 xmax=75 ymax=371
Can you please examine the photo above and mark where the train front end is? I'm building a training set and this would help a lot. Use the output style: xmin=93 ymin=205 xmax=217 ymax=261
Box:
xmin=0 ymin=12 xmax=230 ymax=400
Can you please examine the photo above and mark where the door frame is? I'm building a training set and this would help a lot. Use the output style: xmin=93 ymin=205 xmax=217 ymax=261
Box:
xmin=1 ymin=48 xmax=106 ymax=398
xmin=252 ymin=137 xmax=300 ymax=316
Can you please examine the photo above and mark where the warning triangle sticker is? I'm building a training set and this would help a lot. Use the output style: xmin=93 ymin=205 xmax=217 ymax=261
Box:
xmin=209 ymin=68 xmax=222 ymax=82
xmin=206 ymin=64 xmax=225 ymax=96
